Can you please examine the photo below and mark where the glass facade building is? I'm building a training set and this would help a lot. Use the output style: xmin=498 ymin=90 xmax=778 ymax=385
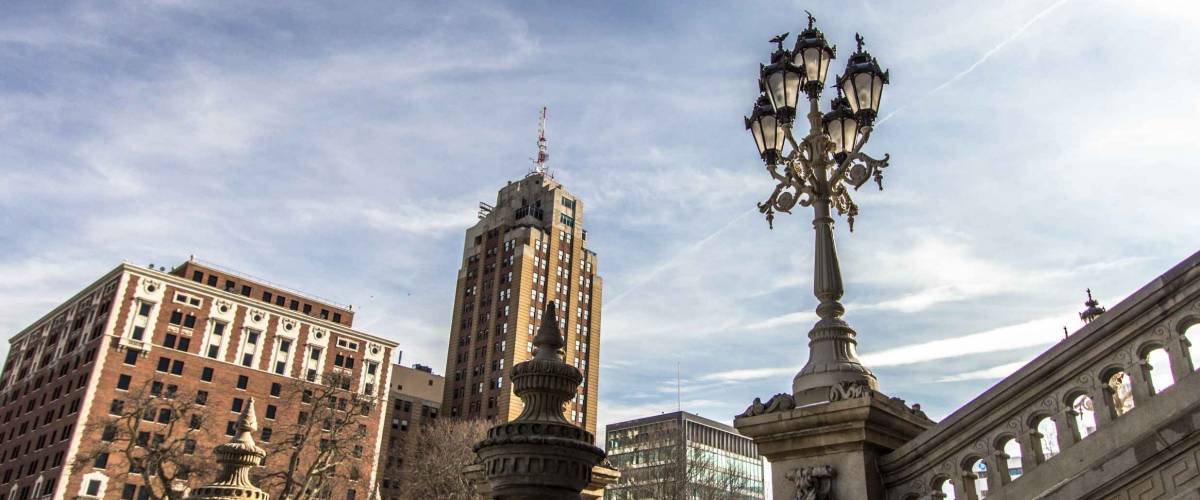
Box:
xmin=605 ymin=411 xmax=765 ymax=499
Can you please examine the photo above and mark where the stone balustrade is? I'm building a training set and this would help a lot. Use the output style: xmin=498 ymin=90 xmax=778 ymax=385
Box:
xmin=879 ymin=251 xmax=1200 ymax=500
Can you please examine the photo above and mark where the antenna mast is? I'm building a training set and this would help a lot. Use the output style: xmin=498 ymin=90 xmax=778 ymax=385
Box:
xmin=529 ymin=106 xmax=550 ymax=177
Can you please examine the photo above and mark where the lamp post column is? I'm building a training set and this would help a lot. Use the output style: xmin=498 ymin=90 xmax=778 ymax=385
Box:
xmin=792 ymin=98 xmax=877 ymax=405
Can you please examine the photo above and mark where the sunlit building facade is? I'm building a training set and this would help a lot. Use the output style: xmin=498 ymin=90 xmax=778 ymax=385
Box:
xmin=605 ymin=411 xmax=764 ymax=500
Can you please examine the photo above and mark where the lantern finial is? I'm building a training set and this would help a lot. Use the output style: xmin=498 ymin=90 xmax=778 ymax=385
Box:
xmin=855 ymin=33 xmax=865 ymax=53
xmin=805 ymin=11 xmax=815 ymax=30
xmin=770 ymin=33 xmax=789 ymax=52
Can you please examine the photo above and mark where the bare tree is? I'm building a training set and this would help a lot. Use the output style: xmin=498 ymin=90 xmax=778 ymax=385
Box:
xmin=397 ymin=418 xmax=489 ymax=500
xmin=257 ymin=371 xmax=379 ymax=500
xmin=74 ymin=377 xmax=213 ymax=500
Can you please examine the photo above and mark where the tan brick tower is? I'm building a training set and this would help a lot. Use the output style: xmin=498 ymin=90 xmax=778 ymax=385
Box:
xmin=441 ymin=172 xmax=602 ymax=435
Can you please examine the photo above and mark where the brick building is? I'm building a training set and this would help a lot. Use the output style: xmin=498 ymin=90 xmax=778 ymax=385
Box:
xmin=441 ymin=172 xmax=603 ymax=435
xmin=0 ymin=259 xmax=397 ymax=500
xmin=375 ymin=363 xmax=443 ymax=498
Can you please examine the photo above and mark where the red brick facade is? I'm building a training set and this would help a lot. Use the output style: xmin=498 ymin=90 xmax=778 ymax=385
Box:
xmin=0 ymin=262 xmax=396 ymax=500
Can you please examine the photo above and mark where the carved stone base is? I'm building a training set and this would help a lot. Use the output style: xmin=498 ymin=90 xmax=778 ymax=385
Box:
xmin=734 ymin=391 xmax=932 ymax=500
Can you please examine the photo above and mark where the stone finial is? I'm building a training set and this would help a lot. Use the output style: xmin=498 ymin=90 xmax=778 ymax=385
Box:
xmin=1080 ymin=288 xmax=1107 ymax=324
xmin=473 ymin=301 xmax=605 ymax=499
xmin=186 ymin=397 xmax=269 ymax=500
xmin=532 ymin=302 xmax=565 ymax=362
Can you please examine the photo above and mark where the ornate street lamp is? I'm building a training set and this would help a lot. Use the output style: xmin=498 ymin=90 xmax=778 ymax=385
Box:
xmin=746 ymin=13 xmax=892 ymax=405
xmin=761 ymin=34 xmax=805 ymax=124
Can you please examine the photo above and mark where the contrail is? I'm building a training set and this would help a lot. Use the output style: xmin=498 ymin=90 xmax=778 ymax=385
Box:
xmin=604 ymin=207 xmax=757 ymax=310
xmin=877 ymin=0 xmax=1072 ymax=125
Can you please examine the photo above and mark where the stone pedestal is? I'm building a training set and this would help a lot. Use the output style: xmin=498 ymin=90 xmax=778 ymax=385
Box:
xmin=734 ymin=391 xmax=932 ymax=500
xmin=466 ymin=462 xmax=620 ymax=500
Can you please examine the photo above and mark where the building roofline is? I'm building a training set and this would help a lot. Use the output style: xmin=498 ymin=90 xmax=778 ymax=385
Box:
xmin=605 ymin=410 xmax=744 ymax=436
xmin=124 ymin=263 xmax=399 ymax=348
xmin=174 ymin=257 xmax=353 ymax=313
xmin=8 ymin=263 xmax=128 ymax=346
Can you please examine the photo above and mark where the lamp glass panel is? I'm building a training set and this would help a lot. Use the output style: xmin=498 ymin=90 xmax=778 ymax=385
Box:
xmin=826 ymin=119 xmax=845 ymax=153
xmin=750 ymin=120 xmax=766 ymax=155
xmin=766 ymin=72 xmax=787 ymax=111
xmin=840 ymin=117 xmax=858 ymax=152
xmin=854 ymin=72 xmax=875 ymax=112
xmin=870 ymin=73 xmax=884 ymax=112
xmin=802 ymin=47 xmax=821 ymax=81
xmin=761 ymin=115 xmax=780 ymax=154
xmin=841 ymin=79 xmax=859 ymax=113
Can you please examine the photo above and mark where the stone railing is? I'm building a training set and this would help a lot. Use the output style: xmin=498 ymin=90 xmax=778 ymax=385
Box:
xmin=879 ymin=251 xmax=1200 ymax=500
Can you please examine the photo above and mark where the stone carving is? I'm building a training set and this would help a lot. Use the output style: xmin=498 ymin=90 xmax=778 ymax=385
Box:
xmin=786 ymin=465 xmax=835 ymax=500
xmin=829 ymin=381 xmax=870 ymax=401
xmin=739 ymin=393 xmax=796 ymax=417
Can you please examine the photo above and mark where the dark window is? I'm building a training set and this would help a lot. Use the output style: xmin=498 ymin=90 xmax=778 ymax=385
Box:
xmin=184 ymin=439 xmax=196 ymax=454
xmin=240 ymin=285 xmax=251 ymax=297
xmin=157 ymin=409 xmax=171 ymax=423
xmin=170 ymin=360 xmax=184 ymax=375
xmin=123 ymin=350 xmax=138 ymax=365
xmin=270 ymin=383 xmax=281 ymax=397
xmin=156 ymin=357 xmax=169 ymax=372
xmin=177 ymin=337 xmax=190 ymax=352
xmin=201 ymin=367 xmax=213 ymax=382
xmin=116 ymin=374 xmax=131 ymax=390
xmin=367 ymin=363 xmax=377 ymax=375
xmin=261 ymin=427 xmax=272 ymax=442
xmin=289 ymin=300 xmax=299 ymax=310
xmin=163 ymin=334 xmax=177 ymax=349
xmin=195 ymin=391 xmax=208 ymax=405
xmin=138 ymin=303 xmax=152 ymax=316
xmin=265 ymin=405 xmax=276 ymax=419
xmin=191 ymin=271 xmax=203 ymax=282
xmin=122 ymin=484 xmax=137 ymax=500
xmin=236 ymin=375 xmax=248 ymax=390
xmin=86 ymin=479 xmax=102 ymax=495
xmin=182 ymin=314 xmax=196 ymax=329
xmin=109 ymin=400 xmax=123 ymax=415
xmin=102 ymin=425 xmax=117 ymax=441
xmin=189 ymin=414 xmax=202 ymax=429
xmin=333 ymin=313 xmax=342 ymax=323
xmin=275 ymin=361 xmax=286 ymax=375
xmin=242 ymin=354 xmax=254 ymax=367
xmin=261 ymin=291 xmax=272 ymax=302
xmin=207 ymin=275 xmax=218 ymax=286
xmin=93 ymin=452 xmax=108 ymax=469
xmin=231 ymin=398 xmax=243 ymax=413
xmin=280 ymin=339 xmax=291 ymax=352
xmin=303 ymin=304 xmax=312 ymax=314
xmin=224 ymin=280 xmax=235 ymax=291
xmin=131 ymin=326 xmax=145 ymax=341
xmin=275 ymin=296 xmax=285 ymax=306
xmin=320 ymin=309 xmax=329 ymax=319
xmin=225 ymin=421 xmax=236 ymax=436
xmin=169 ymin=311 xmax=183 ymax=325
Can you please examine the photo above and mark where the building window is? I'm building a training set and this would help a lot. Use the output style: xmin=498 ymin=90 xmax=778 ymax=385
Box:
xmin=270 ymin=383 xmax=281 ymax=397
xmin=240 ymin=285 xmax=251 ymax=297
xmin=231 ymin=398 xmax=243 ymax=413
xmin=236 ymin=375 xmax=248 ymax=390
xmin=201 ymin=367 xmax=213 ymax=382
xmin=225 ymin=421 xmax=237 ymax=436
xmin=116 ymin=374 xmax=131 ymax=391
xmin=131 ymin=326 xmax=145 ymax=341
xmin=196 ymin=390 xmax=208 ymax=405
xmin=265 ymin=405 xmax=276 ymax=420
xmin=93 ymin=452 xmax=108 ymax=469
xmin=123 ymin=350 xmax=138 ymax=365
xmin=86 ymin=479 xmax=102 ymax=496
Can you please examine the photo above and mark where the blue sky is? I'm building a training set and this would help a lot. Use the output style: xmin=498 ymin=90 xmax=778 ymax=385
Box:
xmin=2 ymin=0 xmax=1199 ymax=437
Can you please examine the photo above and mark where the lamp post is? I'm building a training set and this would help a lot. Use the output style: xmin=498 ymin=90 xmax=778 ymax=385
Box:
xmin=745 ymin=12 xmax=892 ymax=405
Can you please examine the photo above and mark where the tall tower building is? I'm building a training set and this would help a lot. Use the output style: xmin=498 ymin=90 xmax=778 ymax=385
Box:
xmin=441 ymin=172 xmax=602 ymax=435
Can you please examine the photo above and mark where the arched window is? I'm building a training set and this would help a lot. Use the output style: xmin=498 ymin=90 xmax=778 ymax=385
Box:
xmin=1145 ymin=347 xmax=1175 ymax=393
xmin=1185 ymin=323 xmax=1199 ymax=372
xmin=1106 ymin=370 xmax=1135 ymax=416
xmin=997 ymin=437 xmax=1023 ymax=481
xmin=1034 ymin=416 xmax=1060 ymax=461
xmin=933 ymin=477 xmax=956 ymax=500
xmin=962 ymin=457 xmax=988 ymax=500
xmin=1072 ymin=394 xmax=1097 ymax=439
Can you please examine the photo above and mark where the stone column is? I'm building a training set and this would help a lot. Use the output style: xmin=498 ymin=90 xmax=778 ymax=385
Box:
xmin=473 ymin=303 xmax=605 ymax=500
xmin=1129 ymin=359 xmax=1154 ymax=402
xmin=1168 ymin=335 xmax=1194 ymax=380
xmin=1054 ymin=409 xmax=1079 ymax=451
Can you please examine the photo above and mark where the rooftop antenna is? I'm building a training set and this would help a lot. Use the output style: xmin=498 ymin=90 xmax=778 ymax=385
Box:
xmin=528 ymin=106 xmax=551 ymax=178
